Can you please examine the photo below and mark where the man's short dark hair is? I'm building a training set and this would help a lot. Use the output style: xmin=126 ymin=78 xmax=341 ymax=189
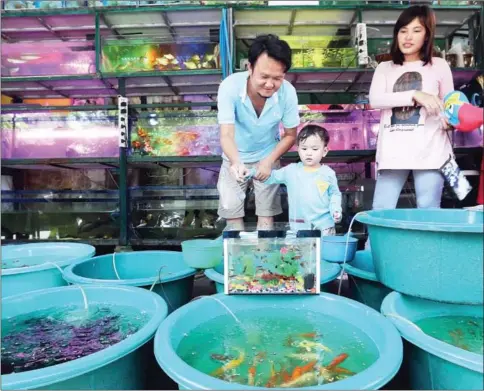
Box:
xmin=248 ymin=34 xmax=292 ymax=73
xmin=297 ymin=124 xmax=330 ymax=146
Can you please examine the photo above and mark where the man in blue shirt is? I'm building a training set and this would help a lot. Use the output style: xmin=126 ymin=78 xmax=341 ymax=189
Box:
xmin=217 ymin=34 xmax=300 ymax=230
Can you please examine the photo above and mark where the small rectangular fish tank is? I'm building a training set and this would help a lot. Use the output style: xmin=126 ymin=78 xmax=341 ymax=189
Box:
xmin=223 ymin=225 xmax=321 ymax=295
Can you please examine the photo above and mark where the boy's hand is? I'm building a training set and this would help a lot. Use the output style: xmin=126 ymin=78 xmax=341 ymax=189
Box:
xmin=332 ymin=211 xmax=342 ymax=223
xmin=255 ymin=158 xmax=272 ymax=181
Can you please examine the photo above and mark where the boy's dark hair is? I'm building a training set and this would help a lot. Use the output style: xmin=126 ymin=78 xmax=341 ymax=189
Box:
xmin=297 ymin=124 xmax=330 ymax=146
xmin=248 ymin=34 xmax=292 ymax=73
xmin=391 ymin=5 xmax=436 ymax=66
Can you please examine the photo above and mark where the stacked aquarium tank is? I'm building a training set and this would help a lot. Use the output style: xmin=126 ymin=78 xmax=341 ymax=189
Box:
xmin=1 ymin=189 xmax=119 ymax=242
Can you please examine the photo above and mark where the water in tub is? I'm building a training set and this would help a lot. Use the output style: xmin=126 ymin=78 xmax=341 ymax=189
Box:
xmin=176 ymin=308 xmax=379 ymax=387
xmin=415 ymin=316 xmax=483 ymax=355
xmin=1 ymin=304 xmax=149 ymax=374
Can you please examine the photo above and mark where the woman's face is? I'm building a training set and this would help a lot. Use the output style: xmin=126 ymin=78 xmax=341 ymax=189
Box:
xmin=397 ymin=17 xmax=427 ymax=58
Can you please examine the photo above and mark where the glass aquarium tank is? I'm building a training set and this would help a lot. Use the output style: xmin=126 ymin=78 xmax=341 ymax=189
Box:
xmin=1 ymin=189 xmax=119 ymax=242
xmin=1 ymin=40 xmax=96 ymax=77
xmin=130 ymin=186 xmax=224 ymax=242
xmin=130 ymin=111 xmax=221 ymax=157
xmin=1 ymin=110 xmax=119 ymax=159
xmin=223 ymin=225 xmax=321 ymax=295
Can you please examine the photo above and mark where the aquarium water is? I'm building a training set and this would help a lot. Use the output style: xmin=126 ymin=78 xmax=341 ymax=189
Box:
xmin=1 ymin=304 xmax=149 ymax=374
xmin=415 ymin=316 xmax=483 ymax=355
xmin=176 ymin=308 xmax=379 ymax=388
xmin=2 ymin=255 xmax=65 ymax=270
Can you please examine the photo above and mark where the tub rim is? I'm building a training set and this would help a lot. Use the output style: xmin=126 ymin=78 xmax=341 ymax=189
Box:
xmin=1 ymin=242 xmax=96 ymax=276
xmin=154 ymin=292 xmax=403 ymax=390
xmin=343 ymin=251 xmax=378 ymax=282
xmin=62 ymin=250 xmax=196 ymax=287
xmin=356 ymin=209 xmax=483 ymax=233
xmin=204 ymin=261 xmax=342 ymax=286
xmin=1 ymin=284 xmax=168 ymax=390
xmin=381 ymin=291 xmax=483 ymax=374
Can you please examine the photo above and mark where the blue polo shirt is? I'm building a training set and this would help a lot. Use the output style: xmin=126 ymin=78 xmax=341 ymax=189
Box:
xmin=217 ymin=71 xmax=300 ymax=163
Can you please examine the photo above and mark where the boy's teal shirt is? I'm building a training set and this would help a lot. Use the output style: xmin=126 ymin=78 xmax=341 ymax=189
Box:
xmin=265 ymin=162 xmax=342 ymax=230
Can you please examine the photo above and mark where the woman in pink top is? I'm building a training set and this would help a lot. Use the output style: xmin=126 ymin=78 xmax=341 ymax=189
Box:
xmin=369 ymin=5 xmax=454 ymax=209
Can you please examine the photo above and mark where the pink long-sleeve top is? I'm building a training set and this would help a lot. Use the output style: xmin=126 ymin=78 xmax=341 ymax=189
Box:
xmin=369 ymin=57 xmax=454 ymax=170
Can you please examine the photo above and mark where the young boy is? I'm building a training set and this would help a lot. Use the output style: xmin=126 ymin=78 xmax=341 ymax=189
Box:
xmin=261 ymin=124 xmax=342 ymax=235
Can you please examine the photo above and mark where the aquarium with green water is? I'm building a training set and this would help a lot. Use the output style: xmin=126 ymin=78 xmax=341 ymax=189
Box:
xmin=223 ymin=226 xmax=321 ymax=295
xmin=1 ymin=190 xmax=119 ymax=242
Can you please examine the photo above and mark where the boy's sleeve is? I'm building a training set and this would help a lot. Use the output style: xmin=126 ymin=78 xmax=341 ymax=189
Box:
xmin=217 ymin=78 xmax=236 ymax=125
xmin=327 ymin=170 xmax=342 ymax=217
xmin=264 ymin=165 xmax=289 ymax=185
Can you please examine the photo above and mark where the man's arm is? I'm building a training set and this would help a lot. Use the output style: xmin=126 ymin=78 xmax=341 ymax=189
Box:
xmin=217 ymin=78 xmax=247 ymax=181
xmin=220 ymin=124 xmax=240 ymax=164
xmin=255 ymin=84 xmax=299 ymax=180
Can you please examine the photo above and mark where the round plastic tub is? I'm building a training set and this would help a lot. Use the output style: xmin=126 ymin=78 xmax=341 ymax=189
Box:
xmin=181 ymin=239 xmax=223 ymax=269
xmin=1 ymin=242 xmax=95 ymax=298
xmin=63 ymin=251 xmax=196 ymax=313
xmin=357 ymin=209 xmax=483 ymax=304
xmin=381 ymin=292 xmax=483 ymax=390
xmin=343 ymin=250 xmax=392 ymax=312
xmin=154 ymin=293 xmax=403 ymax=390
xmin=2 ymin=285 xmax=167 ymax=390
xmin=205 ymin=260 xmax=342 ymax=293
xmin=321 ymin=236 xmax=358 ymax=263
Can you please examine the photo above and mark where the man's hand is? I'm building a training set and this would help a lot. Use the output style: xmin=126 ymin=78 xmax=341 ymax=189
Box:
xmin=255 ymin=158 xmax=273 ymax=182
xmin=230 ymin=162 xmax=249 ymax=182
xmin=332 ymin=211 xmax=342 ymax=223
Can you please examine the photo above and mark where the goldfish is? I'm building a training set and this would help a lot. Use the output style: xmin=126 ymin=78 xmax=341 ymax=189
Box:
xmin=280 ymin=372 xmax=317 ymax=388
xmin=291 ymin=360 xmax=317 ymax=380
xmin=211 ymin=348 xmax=245 ymax=377
xmin=295 ymin=340 xmax=332 ymax=353
xmin=265 ymin=361 xmax=278 ymax=388
xmin=326 ymin=353 xmax=349 ymax=369
xmin=299 ymin=332 xmax=318 ymax=338
xmin=286 ymin=352 xmax=320 ymax=362
xmin=210 ymin=353 xmax=234 ymax=362
xmin=248 ymin=366 xmax=256 ymax=386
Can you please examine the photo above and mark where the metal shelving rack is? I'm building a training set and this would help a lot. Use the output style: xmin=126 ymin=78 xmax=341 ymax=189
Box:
xmin=1 ymin=1 xmax=483 ymax=247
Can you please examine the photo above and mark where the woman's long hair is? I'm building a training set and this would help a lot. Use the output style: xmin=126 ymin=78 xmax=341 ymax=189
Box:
xmin=390 ymin=5 xmax=436 ymax=66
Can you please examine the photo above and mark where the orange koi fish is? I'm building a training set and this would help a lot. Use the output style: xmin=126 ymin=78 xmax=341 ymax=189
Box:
xmin=327 ymin=353 xmax=348 ymax=370
xmin=211 ymin=348 xmax=245 ymax=377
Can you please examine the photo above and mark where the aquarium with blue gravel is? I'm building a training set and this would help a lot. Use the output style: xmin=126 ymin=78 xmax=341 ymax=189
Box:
xmin=223 ymin=225 xmax=321 ymax=295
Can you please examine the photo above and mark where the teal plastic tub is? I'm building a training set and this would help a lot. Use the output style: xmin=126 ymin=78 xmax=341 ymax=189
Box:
xmin=382 ymin=292 xmax=483 ymax=390
xmin=1 ymin=242 xmax=95 ymax=298
xmin=205 ymin=260 xmax=342 ymax=293
xmin=357 ymin=209 xmax=483 ymax=304
xmin=344 ymin=250 xmax=392 ymax=312
xmin=63 ymin=251 xmax=196 ymax=313
xmin=1 ymin=284 xmax=167 ymax=390
xmin=321 ymin=235 xmax=358 ymax=263
xmin=154 ymin=293 xmax=403 ymax=390
xmin=181 ymin=239 xmax=223 ymax=269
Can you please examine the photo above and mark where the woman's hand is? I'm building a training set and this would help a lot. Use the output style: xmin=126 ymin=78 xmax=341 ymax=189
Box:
xmin=413 ymin=91 xmax=444 ymax=117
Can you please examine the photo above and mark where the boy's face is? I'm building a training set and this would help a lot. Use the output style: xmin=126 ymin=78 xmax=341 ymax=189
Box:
xmin=297 ymin=134 xmax=328 ymax=167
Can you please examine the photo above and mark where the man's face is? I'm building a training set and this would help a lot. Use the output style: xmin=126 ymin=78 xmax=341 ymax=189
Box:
xmin=248 ymin=52 xmax=286 ymax=99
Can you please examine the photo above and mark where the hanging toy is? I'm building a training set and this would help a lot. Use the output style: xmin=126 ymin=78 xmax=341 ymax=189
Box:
xmin=443 ymin=90 xmax=483 ymax=132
